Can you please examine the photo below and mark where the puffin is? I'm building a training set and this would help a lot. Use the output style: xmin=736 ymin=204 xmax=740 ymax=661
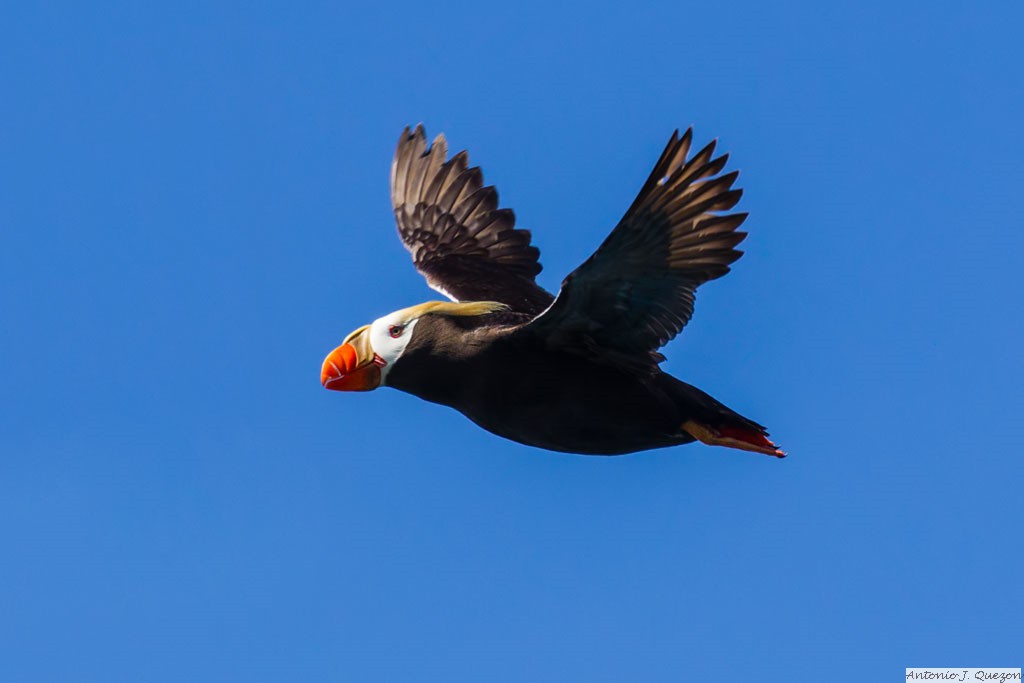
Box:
xmin=321 ymin=125 xmax=784 ymax=457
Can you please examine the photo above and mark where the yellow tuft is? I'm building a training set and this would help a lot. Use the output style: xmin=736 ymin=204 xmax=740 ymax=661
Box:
xmin=397 ymin=300 xmax=509 ymax=320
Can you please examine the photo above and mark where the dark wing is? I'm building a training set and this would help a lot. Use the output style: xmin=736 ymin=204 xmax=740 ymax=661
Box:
xmin=519 ymin=128 xmax=747 ymax=373
xmin=391 ymin=125 xmax=554 ymax=315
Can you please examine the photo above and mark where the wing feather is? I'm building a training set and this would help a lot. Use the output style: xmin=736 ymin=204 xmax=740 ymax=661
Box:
xmin=519 ymin=128 xmax=750 ymax=372
xmin=391 ymin=126 xmax=553 ymax=314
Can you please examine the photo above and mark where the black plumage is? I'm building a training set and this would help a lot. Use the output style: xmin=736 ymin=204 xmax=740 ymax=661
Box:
xmin=523 ymin=129 xmax=748 ymax=372
xmin=324 ymin=125 xmax=783 ymax=457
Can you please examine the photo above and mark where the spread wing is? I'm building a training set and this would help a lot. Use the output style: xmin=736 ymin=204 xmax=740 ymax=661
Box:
xmin=390 ymin=125 xmax=554 ymax=315
xmin=519 ymin=128 xmax=748 ymax=373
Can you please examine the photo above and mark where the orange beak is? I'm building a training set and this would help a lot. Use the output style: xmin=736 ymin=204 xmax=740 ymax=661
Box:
xmin=321 ymin=326 xmax=382 ymax=392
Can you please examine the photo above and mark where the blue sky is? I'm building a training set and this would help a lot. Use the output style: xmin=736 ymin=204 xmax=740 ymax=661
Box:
xmin=2 ymin=2 xmax=1022 ymax=680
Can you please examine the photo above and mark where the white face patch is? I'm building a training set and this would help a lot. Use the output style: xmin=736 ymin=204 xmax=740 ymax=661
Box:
xmin=368 ymin=311 xmax=421 ymax=385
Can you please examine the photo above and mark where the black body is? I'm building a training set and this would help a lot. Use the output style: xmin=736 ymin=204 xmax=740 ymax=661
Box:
xmin=386 ymin=316 xmax=761 ymax=455
xmin=348 ymin=125 xmax=782 ymax=457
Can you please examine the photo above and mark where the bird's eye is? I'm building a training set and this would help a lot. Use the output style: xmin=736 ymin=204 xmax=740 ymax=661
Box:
xmin=388 ymin=324 xmax=405 ymax=338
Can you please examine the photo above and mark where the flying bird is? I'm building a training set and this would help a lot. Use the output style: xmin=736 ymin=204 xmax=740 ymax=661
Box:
xmin=321 ymin=125 xmax=783 ymax=457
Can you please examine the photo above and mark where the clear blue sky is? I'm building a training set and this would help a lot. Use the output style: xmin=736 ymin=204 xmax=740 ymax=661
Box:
xmin=2 ymin=2 xmax=1022 ymax=680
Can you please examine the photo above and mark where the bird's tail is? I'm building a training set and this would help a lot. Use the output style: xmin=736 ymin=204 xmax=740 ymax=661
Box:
xmin=658 ymin=375 xmax=785 ymax=458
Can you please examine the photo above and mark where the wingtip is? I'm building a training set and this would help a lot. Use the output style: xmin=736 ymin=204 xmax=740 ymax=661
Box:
xmin=428 ymin=132 xmax=447 ymax=160
xmin=397 ymin=124 xmax=428 ymax=150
